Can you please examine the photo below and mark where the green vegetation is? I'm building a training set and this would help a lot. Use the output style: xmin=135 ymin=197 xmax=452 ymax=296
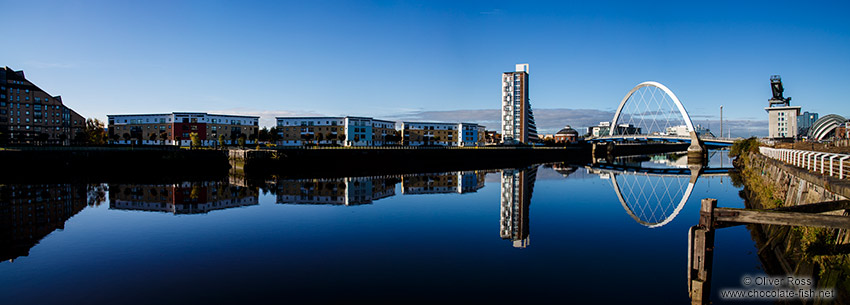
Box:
xmin=237 ymin=135 xmax=246 ymax=148
xmin=736 ymin=152 xmax=850 ymax=293
xmin=82 ymin=118 xmax=107 ymax=145
xmin=190 ymin=132 xmax=201 ymax=149
xmin=729 ymin=137 xmax=760 ymax=157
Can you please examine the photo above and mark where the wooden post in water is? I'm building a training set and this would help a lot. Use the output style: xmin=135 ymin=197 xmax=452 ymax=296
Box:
xmin=689 ymin=198 xmax=716 ymax=305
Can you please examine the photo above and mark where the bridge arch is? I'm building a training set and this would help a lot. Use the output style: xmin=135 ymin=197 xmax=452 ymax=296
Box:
xmin=610 ymin=173 xmax=695 ymax=228
xmin=609 ymin=81 xmax=696 ymax=137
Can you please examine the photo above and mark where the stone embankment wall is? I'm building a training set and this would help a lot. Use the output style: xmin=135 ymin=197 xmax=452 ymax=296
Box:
xmin=735 ymin=152 xmax=849 ymax=300
xmin=738 ymin=151 xmax=848 ymax=208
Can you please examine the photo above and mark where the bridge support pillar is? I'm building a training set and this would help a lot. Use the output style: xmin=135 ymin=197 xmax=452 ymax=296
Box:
xmin=687 ymin=131 xmax=706 ymax=164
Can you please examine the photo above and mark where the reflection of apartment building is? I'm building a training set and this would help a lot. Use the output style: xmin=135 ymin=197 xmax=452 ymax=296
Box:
xmin=275 ymin=116 xmax=401 ymax=146
xmin=107 ymin=112 xmax=259 ymax=146
xmin=500 ymin=167 xmax=537 ymax=248
xmin=108 ymin=182 xmax=258 ymax=214
xmin=401 ymin=122 xmax=486 ymax=147
xmin=275 ymin=177 xmax=398 ymax=206
xmin=401 ymin=171 xmax=485 ymax=194
xmin=1 ymin=66 xmax=86 ymax=145
xmin=0 ymin=184 xmax=88 ymax=261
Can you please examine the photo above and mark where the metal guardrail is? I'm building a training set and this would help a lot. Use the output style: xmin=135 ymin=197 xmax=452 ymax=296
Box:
xmin=759 ymin=147 xmax=850 ymax=179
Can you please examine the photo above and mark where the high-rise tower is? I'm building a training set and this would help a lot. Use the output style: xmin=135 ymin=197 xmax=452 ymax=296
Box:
xmin=501 ymin=64 xmax=538 ymax=144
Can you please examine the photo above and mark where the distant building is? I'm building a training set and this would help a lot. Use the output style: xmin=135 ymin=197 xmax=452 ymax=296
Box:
xmin=765 ymin=75 xmax=800 ymax=139
xmin=553 ymin=125 xmax=579 ymax=143
xmin=501 ymin=64 xmax=538 ymax=144
xmin=108 ymin=112 xmax=259 ymax=146
xmin=589 ymin=121 xmax=611 ymax=138
xmin=614 ymin=123 xmax=641 ymax=135
xmin=1 ymin=66 xmax=85 ymax=145
xmin=276 ymin=116 xmax=399 ymax=146
xmin=837 ymin=122 xmax=849 ymax=139
xmin=665 ymin=124 xmax=714 ymax=138
xmin=808 ymin=114 xmax=847 ymax=141
xmin=485 ymin=131 xmax=501 ymax=144
xmin=401 ymin=121 xmax=485 ymax=146
xmin=797 ymin=111 xmax=819 ymax=137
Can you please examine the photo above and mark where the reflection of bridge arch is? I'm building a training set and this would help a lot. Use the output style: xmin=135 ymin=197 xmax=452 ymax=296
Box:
xmin=588 ymin=164 xmax=715 ymax=228
xmin=610 ymin=172 xmax=695 ymax=228
xmin=610 ymin=81 xmax=697 ymax=140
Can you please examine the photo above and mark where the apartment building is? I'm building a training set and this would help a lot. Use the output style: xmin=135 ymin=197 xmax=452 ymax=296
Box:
xmin=276 ymin=116 xmax=402 ymax=146
xmin=501 ymin=64 xmax=539 ymax=144
xmin=401 ymin=121 xmax=486 ymax=146
xmin=1 ymin=66 xmax=85 ymax=145
xmin=107 ymin=112 xmax=259 ymax=146
xmin=401 ymin=121 xmax=457 ymax=146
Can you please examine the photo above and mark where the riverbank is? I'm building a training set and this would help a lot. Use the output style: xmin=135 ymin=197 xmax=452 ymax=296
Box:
xmin=734 ymin=151 xmax=850 ymax=301
xmin=235 ymin=145 xmax=591 ymax=178
xmin=0 ymin=145 xmax=592 ymax=181
xmin=0 ymin=147 xmax=230 ymax=183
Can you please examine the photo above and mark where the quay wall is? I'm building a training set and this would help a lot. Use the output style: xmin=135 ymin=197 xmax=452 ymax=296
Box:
xmin=0 ymin=145 xmax=591 ymax=181
xmin=234 ymin=146 xmax=591 ymax=178
xmin=0 ymin=147 xmax=230 ymax=182
xmin=735 ymin=152 xmax=849 ymax=299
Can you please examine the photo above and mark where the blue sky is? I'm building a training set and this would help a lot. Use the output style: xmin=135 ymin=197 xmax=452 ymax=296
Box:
xmin=3 ymin=0 xmax=849 ymax=136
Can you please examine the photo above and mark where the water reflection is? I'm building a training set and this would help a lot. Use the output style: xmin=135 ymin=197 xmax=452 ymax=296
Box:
xmin=1 ymin=153 xmax=732 ymax=265
xmin=0 ymin=184 xmax=103 ymax=262
xmin=500 ymin=166 xmax=538 ymax=248
xmin=586 ymin=152 xmax=733 ymax=228
xmin=108 ymin=182 xmax=258 ymax=214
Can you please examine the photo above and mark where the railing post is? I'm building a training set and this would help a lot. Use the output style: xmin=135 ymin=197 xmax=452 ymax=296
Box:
xmin=830 ymin=155 xmax=837 ymax=177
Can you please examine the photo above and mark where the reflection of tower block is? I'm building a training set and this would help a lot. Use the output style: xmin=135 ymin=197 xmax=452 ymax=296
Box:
xmin=768 ymin=75 xmax=792 ymax=106
xmin=499 ymin=167 xmax=537 ymax=248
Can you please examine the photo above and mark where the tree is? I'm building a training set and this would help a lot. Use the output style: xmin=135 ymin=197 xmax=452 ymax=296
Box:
xmin=269 ymin=127 xmax=281 ymax=144
xmin=159 ymin=132 xmax=168 ymax=145
xmin=218 ymin=134 xmax=226 ymax=148
xmin=123 ymin=133 xmax=131 ymax=142
xmin=149 ymin=133 xmax=157 ymax=142
xmin=190 ymin=132 xmax=201 ymax=149
xmin=84 ymin=118 xmax=107 ymax=145
xmin=301 ymin=133 xmax=314 ymax=145
xmin=258 ymin=127 xmax=270 ymax=142
xmin=316 ymin=132 xmax=324 ymax=144
xmin=237 ymin=134 xmax=246 ymax=148
xmin=337 ymin=133 xmax=345 ymax=145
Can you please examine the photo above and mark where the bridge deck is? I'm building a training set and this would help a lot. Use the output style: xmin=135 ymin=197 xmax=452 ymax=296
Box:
xmin=588 ymin=135 xmax=739 ymax=147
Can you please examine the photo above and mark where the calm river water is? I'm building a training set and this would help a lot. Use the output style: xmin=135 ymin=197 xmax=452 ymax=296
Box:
xmin=1 ymin=151 xmax=770 ymax=304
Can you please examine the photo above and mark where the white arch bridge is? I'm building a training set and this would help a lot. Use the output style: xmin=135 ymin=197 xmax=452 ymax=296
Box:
xmin=587 ymin=81 xmax=738 ymax=149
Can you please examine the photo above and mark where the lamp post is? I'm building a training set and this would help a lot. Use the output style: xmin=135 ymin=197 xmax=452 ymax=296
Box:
xmin=719 ymin=105 xmax=723 ymax=139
